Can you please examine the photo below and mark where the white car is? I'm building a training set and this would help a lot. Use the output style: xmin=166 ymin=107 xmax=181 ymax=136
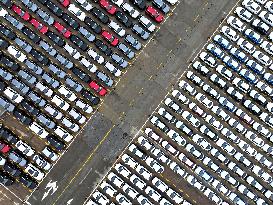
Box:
xmin=182 ymin=111 xmax=200 ymax=127
xmin=210 ymin=73 xmax=226 ymax=88
xmin=122 ymin=3 xmax=139 ymax=18
xmin=150 ymin=116 xmax=169 ymax=133
xmin=139 ymin=16 xmax=156 ymax=32
xmin=259 ymin=11 xmax=273 ymax=26
xmin=166 ymin=188 xmax=183 ymax=204
xmin=221 ymin=128 xmax=240 ymax=144
xmin=75 ymin=0 xmax=93 ymax=11
xmin=108 ymin=20 xmax=126 ymax=37
xmin=52 ymin=95 xmax=70 ymax=111
xmin=246 ymin=176 xmax=265 ymax=193
xmin=68 ymin=108 xmax=86 ymax=124
xmin=64 ymin=44 xmax=81 ymax=59
xmin=0 ymin=7 xmax=8 ymax=17
xmin=68 ymin=4 xmax=86 ymax=21
xmin=196 ymin=93 xmax=213 ymax=108
xmin=211 ymin=106 xmax=230 ymax=121
xmin=216 ymin=138 xmax=236 ymax=155
xmin=211 ymin=148 xmax=229 ymax=164
xmin=192 ymin=61 xmax=210 ymax=75
xmin=227 ymin=161 xmax=247 ymax=178
xmin=161 ymin=140 xmax=179 ymax=156
xmin=88 ymin=49 xmax=104 ymax=64
xmin=234 ymin=6 xmax=253 ymax=22
xmin=144 ymin=128 xmax=162 ymax=143
xmin=122 ymin=183 xmax=138 ymax=199
xmin=199 ymin=52 xmax=217 ymax=67
xmin=146 ymin=156 xmax=164 ymax=173
xmin=172 ymin=89 xmax=190 ymax=103
xmin=7 ymin=46 xmax=26 ymax=62
xmin=4 ymin=87 xmax=23 ymax=103
xmin=61 ymin=117 xmax=80 ymax=133
xmin=202 ymin=84 xmax=220 ymax=99
xmin=192 ymin=134 xmax=212 ymax=151
xmin=92 ymin=191 xmax=109 ymax=204
xmin=252 ymin=19 xmax=270 ymax=34
xmin=122 ymin=154 xmax=138 ymax=169
xmin=237 ymin=38 xmax=255 ymax=54
xmin=165 ymin=0 xmax=178 ymax=5
xmin=108 ymin=172 xmax=124 ymax=188
xmin=29 ymin=122 xmax=49 ymax=138
xmin=33 ymin=154 xmax=51 ymax=171
xmin=104 ymin=61 xmax=121 ymax=77
xmin=221 ymin=26 xmax=239 ymax=41
xmin=255 ymin=153 xmax=273 ymax=170
xmin=177 ymin=80 xmax=197 ymax=95
xmin=205 ymin=115 xmax=223 ymax=130
xmin=260 ymin=41 xmax=273 ymax=56
xmin=253 ymin=122 xmax=271 ymax=137
xmin=58 ymin=85 xmax=77 ymax=102
xmin=145 ymin=186 xmax=161 ymax=202
xmin=235 ymin=109 xmax=253 ymax=124
xmin=243 ymin=100 xmax=261 ymax=114
xmin=114 ymin=163 xmax=131 ymax=178
xmin=265 ymin=1 xmax=273 ymax=13
xmin=178 ymin=153 xmax=196 ymax=169
xmin=54 ymin=126 xmax=73 ymax=142
xmin=234 ymin=152 xmax=252 ymax=168
xmin=165 ymin=98 xmax=183 ymax=114
xmin=152 ymin=177 xmax=168 ymax=192
xmin=188 ymin=102 xmax=206 ymax=117
xmin=186 ymin=71 xmax=204 ymax=86
xmin=35 ymin=82 xmax=53 ymax=97
xmin=111 ymin=0 xmax=124 ymax=7
xmin=158 ymin=107 xmax=176 ymax=123
xmin=252 ymin=165 xmax=273 ymax=183
xmin=242 ymin=0 xmax=261 ymax=14
xmin=45 ymin=105 xmax=63 ymax=120
xmin=238 ymin=140 xmax=257 ymax=156
xmin=100 ymin=181 xmax=116 ymax=197
xmin=42 ymin=147 xmax=59 ymax=162
xmin=138 ymin=135 xmax=156 ymax=151
xmin=116 ymin=193 xmax=131 ymax=205
xmin=253 ymin=51 xmax=272 ymax=66
xmin=80 ymin=58 xmax=97 ymax=73
xmin=130 ymin=174 xmax=146 ymax=190
xmin=137 ymin=195 xmax=152 ymax=205
xmin=232 ymin=77 xmax=249 ymax=93
xmin=227 ymin=16 xmax=246 ymax=32
xmin=204 ymin=188 xmax=223 ymax=204
xmin=15 ymin=140 xmax=35 ymax=157
xmin=213 ymin=34 xmax=232 ymax=50
xmin=129 ymin=144 xmax=146 ymax=160
xmin=75 ymin=99 xmax=93 ymax=114
xmin=245 ymin=131 xmax=264 ymax=147
xmin=25 ymin=163 xmax=45 ymax=181
xmin=186 ymin=175 xmax=205 ymax=191
xmin=228 ymin=118 xmax=247 ymax=134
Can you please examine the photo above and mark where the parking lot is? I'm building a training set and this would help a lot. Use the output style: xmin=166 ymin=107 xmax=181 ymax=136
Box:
xmin=0 ymin=0 xmax=180 ymax=198
xmin=84 ymin=0 xmax=273 ymax=205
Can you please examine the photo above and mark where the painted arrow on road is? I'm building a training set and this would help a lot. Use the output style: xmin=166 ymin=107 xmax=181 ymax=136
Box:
xmin=41 ymin=180 xmax=58 ymax=201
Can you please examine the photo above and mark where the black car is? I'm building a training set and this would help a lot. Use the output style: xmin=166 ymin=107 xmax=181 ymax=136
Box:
xmin=70 ymin=35 xmax=88 ymax=51
xmin=46 ymin=31 xmax=65 ymax=47
xmin=84 ymin=17 xmax=102 ymax=34
xmin=3 ymin=162 xmax=21 ymax=177
xmin=62 ymin=14 xmax=79 ymax=30
xmin=115 ymin=11 xmax=133 ymax=28
xmin=71 ymin=67 xmax=91 ymax=83
xmin=22 ymin=27 xmax=41 ymax=44
xmin=0 ymin=128 xmax=18 ymax=144
xmin=81 ymin=89 xmax=100 ymax=105
xmin=38 ymin=0 xmax=48 ymax=4
xmin=0 ymin=39 xmax=9 ymax=49
xmin=95 ymin=40 xmax=112 ymax=56
xmin=29 ymin=49 xmax=49 ymax=65
xmin=13 ymin=109 xmax=32 ymax=125
xmin=46 ymin=1 xmax=63 ymax=17
xmin=130 ymin=0 xmax=146 ymax=10
xmin=46 ymin=135 xmax=65 ymax=151
xmin=0 ymin=171 xmax=14 ymax=186
xmin=21 ymin=101 xmax=40 ymax=116
xmin=91 ymin=8 xmax=109 ymax=24
xmin=0 ymin=24 xmax=15 ymax=40
xmin=1 ymin=0 xmax=12 ymax=8
xmin=0 ymin=81 xmax=7 ymax=91
xmin=0 ymin=55 xmax=19 ymax=71
xmin=19 ymin=174 xmax=38 ymax=189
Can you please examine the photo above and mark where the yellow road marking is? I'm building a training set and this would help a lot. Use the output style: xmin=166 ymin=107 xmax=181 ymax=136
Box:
xmin=52 ymin=124 xmax=115 ymax=205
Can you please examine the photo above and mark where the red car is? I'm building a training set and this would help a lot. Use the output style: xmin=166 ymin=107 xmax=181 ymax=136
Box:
xmin=146 ymin=6 xmax=164 ymax=23
xmin=53 ymin=22 xmax=71 ymax=38
xmin=60 ymin=0 xmax=70 ymax=7
xmin=12 ymin=4 xmax=30 ymax=21
xmin=0 ymin=141 xmax=11 ymax=154
xmin=99 ymin=0 xmax=117 ymax=15
xmin=101 ymin=30 xmax=119 ymax=46
xmin=89 ymin=81 xmax=107 ymax=96
xmin=30 ymin=18 xmax=48 ymax=34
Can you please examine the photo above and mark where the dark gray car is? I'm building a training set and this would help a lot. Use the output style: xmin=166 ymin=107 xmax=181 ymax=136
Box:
xmin=132 ymin=24 xmax=149 ymax=40
xmin=125 ymin=34 xmax=141 ymax=50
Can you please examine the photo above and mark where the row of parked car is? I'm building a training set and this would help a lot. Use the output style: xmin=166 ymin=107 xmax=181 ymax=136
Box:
xmin=0 ymin=0 xmax=178 ymax=189
xmin=86 ymin=134 xmax=193 ymax=205
xmin=148 ymin=0 xmax=273 ymax=204
xmin=0 ymin=124 xmax=60 ymax=189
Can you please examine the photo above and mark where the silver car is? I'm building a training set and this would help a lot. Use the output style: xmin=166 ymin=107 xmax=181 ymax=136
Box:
xmin=36 ymin=9 xmax=54 ymax=25
xmin=96 ymin=71 xmax=113 ymax=87
xmin=125 ymin=34 xmax=141 ymax=50
xmin=0 ymin=96 xmax=15 ymax=112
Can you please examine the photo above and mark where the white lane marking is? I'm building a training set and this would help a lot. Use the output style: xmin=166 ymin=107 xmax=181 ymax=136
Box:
xmin=67 ymin=198 xmax=73 ymax=204
xmin=41 ymin=180 xmax=58 ymax=201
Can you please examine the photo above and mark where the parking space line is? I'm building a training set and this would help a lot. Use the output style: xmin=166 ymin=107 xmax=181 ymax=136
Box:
xmin=194 ymin=14 xmax=200 ymax=22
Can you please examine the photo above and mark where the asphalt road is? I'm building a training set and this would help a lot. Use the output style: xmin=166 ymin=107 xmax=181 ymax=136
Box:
xmin=1 ymin=0 xmax=238 ymax=204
